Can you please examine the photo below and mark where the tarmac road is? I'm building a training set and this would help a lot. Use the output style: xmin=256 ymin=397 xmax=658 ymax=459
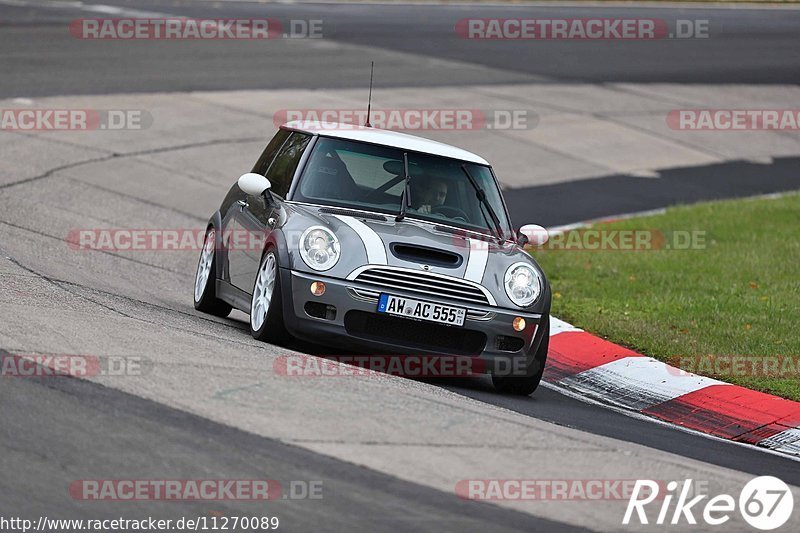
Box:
xmin=1 ymin=0 xmax=799 ymax=97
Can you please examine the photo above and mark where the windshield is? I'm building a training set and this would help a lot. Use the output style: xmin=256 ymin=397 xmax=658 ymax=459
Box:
xmin=294 ymin=137 xmax=512 ymax=237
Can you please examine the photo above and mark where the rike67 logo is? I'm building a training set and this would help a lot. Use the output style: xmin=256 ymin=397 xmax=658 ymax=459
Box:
xmin=624 ymin=476 xmax=794 ymax=530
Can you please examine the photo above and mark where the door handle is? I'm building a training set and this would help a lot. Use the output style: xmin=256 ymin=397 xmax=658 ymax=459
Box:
xmin=236 ymin=199 xmax=248 ymax=210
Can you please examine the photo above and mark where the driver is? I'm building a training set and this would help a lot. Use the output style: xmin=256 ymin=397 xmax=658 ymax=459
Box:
xmin=413 ymin=178 xmax=448 ymax=214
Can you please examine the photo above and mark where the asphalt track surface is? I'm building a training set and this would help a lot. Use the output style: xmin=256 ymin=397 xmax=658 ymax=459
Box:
xmin=3 ymin=370 xmax=575 ymax=532
xmin=1 ymin=0 xmax=800 ymax=98
xmin=1 ymin=1 xmax=800 ymax=531
xmin=510 ymin=155 xmax=800 ymax=226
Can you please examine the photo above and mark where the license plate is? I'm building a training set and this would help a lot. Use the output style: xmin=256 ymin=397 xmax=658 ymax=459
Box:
xmin=377 ymin=294 xmax=466 ymax=327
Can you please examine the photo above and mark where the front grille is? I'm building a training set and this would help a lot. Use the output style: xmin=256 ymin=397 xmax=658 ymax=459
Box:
xmin=353 ymin=267 xmax=490 ymax=306
xmin=344 ymin=311 xmax=486 ymax=355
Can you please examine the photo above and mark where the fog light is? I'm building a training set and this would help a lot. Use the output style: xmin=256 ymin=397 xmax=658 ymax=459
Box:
xmin=310 ymin=281 xmax=326 ymax=296
xmin=512 ymin=317 xmax=526 ymax=332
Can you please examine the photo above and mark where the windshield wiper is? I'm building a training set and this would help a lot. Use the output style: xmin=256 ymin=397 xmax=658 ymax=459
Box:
xmin=395 ymin=152 xmax=412 ymax=222
xmin=460 ymin=164 xmax=505 ymax=242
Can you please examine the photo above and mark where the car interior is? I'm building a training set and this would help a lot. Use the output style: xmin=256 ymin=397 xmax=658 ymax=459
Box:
xmin=298 ymin=140 xmax=497 ymax=231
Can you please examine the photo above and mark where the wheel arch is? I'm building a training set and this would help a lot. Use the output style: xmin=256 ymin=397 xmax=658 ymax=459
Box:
xmin=263 ymin=227 xmax=292 ymax=269
xmin=207 ymin=210 xmax=224 ymax=246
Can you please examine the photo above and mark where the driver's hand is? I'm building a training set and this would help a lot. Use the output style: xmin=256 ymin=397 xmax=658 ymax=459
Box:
xmin=418 ymin=204 xmax=432 ymax=214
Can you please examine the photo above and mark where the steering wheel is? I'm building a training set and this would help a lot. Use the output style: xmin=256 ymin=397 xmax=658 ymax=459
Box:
xmin=431 ymin=205 xmax=469 ymax=222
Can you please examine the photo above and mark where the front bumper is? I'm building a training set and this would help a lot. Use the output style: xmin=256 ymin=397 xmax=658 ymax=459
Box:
xmin=280 ymin=268 xmax=548 ymax=376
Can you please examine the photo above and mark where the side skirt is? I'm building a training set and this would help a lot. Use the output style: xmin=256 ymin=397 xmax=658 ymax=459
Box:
xmin=216 ymin=280 xmax=251 ymax=313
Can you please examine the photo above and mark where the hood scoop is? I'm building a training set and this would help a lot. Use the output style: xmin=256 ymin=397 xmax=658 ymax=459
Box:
xmin=390 ymin=243 xmax=463 ymax=268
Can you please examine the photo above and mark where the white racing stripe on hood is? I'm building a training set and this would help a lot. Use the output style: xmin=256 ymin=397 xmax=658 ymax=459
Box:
xmin=333 ymin=215 xmax=387 ymax=265
xmin=464 ymin=238 xmax=489 ymax=283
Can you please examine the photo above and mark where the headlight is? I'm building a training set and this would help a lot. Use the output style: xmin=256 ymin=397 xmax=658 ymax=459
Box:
xmin=504 ymin=262 xmax=541 ymax=307
xmin=299 ymin=226 xmax=340 ymax=271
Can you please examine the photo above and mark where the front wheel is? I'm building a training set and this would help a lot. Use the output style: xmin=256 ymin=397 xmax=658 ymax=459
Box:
xmin=249 ymin=250 xmax=289 ymax=344
xmin=194 ymin=227 xmax=232 ymax=317
xmin=492 ymin=316 xmax=549 ymax=396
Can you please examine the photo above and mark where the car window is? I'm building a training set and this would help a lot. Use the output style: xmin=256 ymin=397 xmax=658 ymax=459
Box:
xmin=295 ymin=137 xmax=512 ymax=237
xmin=252 ymin=129 xmax=290 ymax=177
xmin=265 ymin=132 xmax=311 ymax=198
xmin=337 ymin=150 xmax=405 ymax=195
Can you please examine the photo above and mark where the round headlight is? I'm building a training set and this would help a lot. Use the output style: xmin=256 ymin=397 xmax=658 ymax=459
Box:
xmin=504 ymin=262 xmax=541 ymax=307
xmin=299 ymin=226 xmax=340 ymax=271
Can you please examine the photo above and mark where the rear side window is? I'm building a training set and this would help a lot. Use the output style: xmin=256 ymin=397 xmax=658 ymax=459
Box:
xmin=266 ymin=132 xmax=311 ymax=198
xmin=252 ymin=129 xmax=290 ymax=177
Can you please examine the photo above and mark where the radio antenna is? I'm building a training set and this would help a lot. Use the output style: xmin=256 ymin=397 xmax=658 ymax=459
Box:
xmin=364 ymin=61 xmax=374 ymax=128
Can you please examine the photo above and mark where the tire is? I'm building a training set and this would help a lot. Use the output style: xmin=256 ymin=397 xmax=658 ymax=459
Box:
xmin=194 ymin=227 xmax=232 ymax=317
xmin=249 ymin=249 xmax=289 ymax=344
xmin=492 ymin=316 xmax=550 ymax=396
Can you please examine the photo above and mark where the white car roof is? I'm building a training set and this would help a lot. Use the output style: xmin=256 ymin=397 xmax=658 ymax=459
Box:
xmin=281 ymin=120 xmax=490 ymax=165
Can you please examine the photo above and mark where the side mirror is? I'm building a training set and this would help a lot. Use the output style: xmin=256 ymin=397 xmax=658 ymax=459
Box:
xmin=519 ymin=224 xmax=549 ymax=246
xmin=238 ymin=173 xmax=271 ymax=197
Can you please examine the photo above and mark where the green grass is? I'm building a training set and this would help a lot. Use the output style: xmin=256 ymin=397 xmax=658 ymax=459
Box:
xmin=532 ymin=192 xmax=800 ymax=400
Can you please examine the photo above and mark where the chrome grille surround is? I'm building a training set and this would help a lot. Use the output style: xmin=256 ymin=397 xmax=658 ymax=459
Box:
xmin=347 ymin=265 xmax=496 ymax=307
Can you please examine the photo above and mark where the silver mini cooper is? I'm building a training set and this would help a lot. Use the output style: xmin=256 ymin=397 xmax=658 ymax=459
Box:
xmin=194 ymin=121 xmax=552 ymax=395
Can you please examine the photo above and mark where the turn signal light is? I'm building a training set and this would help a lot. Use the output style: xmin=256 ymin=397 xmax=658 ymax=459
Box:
xmin=310 ymin=281 xmax=326 ymax=296
xmin=512 ymin=317 xmax=526 ymax=332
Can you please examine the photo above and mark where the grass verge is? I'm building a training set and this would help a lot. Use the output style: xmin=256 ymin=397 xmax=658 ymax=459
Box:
xmin=531 ymin=192 xmax=800 ymax=401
